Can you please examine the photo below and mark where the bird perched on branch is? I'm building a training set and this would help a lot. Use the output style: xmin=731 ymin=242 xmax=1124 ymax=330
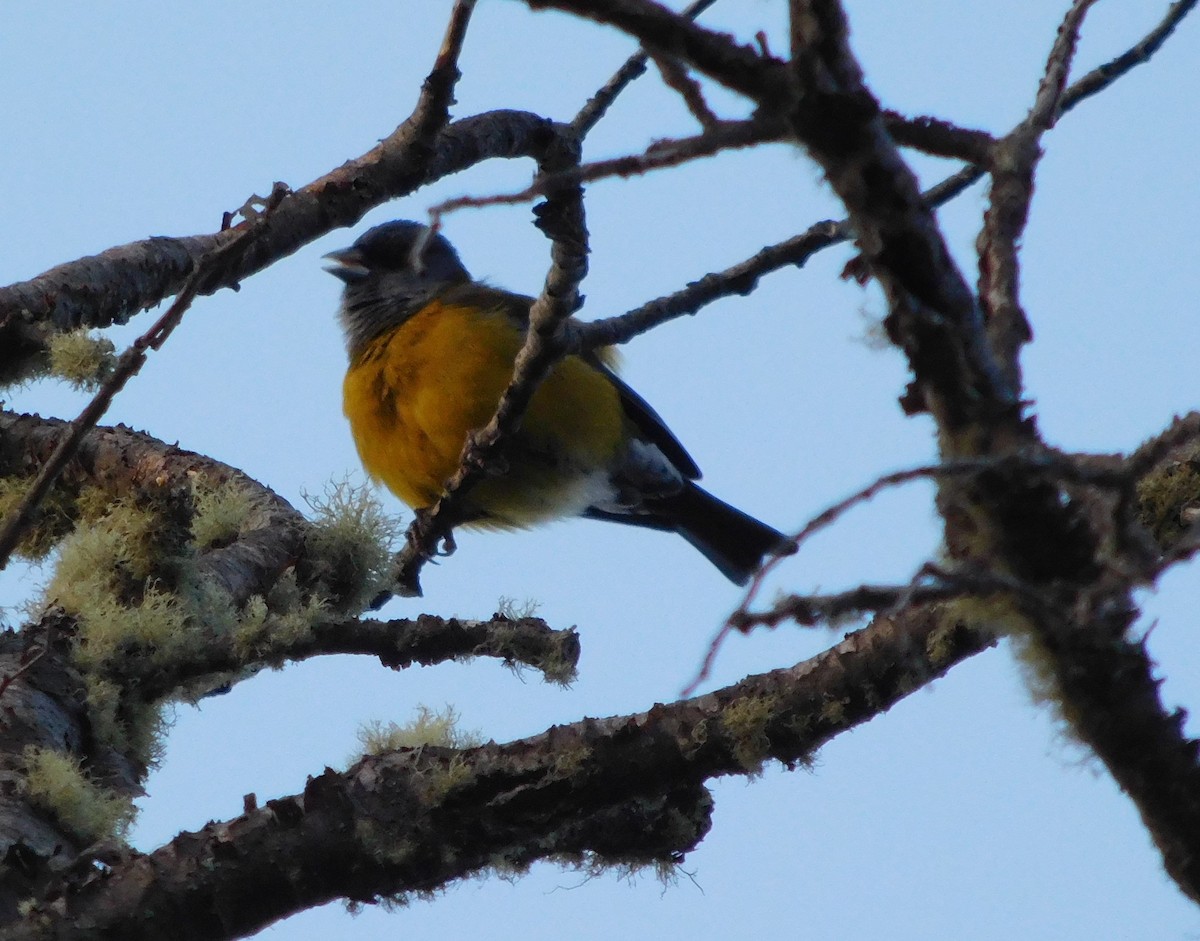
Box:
xmin=325 ymin=220 xmax=788 ymax=585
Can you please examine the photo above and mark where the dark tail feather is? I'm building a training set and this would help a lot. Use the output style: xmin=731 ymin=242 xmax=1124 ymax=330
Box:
xmin=583 ymin=483 xmax=787 ymax=585
xmin=583 ymin=484 xmax=791 ymax=585
xmin=662 ymin=483 xmax=790 ymax=585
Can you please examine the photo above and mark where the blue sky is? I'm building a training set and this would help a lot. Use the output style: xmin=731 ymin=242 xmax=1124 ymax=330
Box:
xmin=2 ymin=1 xmax=1199 ymax=937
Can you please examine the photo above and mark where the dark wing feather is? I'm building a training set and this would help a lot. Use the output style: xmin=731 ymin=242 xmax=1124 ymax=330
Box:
xmin=441 ymin=282 xmax=702 ymax=480
xmin=583 ymin=354 xmax=701 ymax=480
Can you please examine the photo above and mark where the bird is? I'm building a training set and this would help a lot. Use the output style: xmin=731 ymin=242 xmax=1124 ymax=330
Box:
xmin=324 ymin=220 xmax=789 ymax=585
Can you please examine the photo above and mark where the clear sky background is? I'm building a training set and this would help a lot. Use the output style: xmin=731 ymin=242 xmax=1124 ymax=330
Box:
xmin=2 ymin=1 xmax=1199 ymax=938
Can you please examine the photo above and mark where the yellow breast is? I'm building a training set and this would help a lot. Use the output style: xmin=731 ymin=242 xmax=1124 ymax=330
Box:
xmin=342 ymin=299 xmax=625 ymax=527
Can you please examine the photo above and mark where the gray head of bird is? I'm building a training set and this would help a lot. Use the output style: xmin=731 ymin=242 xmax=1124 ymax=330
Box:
xmin=324 ymin=220 xmax=471 ymax=356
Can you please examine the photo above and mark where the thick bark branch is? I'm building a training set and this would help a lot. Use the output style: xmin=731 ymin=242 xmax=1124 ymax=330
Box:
xmin=113 ymin=613 xmax=580 ymax=704
xmin=3 ymin=603 xmax=990 ymax=941
xmin=0 ymin=109 xmax=561 ymax=387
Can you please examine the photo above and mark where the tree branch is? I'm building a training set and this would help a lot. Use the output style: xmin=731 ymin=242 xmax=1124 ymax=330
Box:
xmin=386 ymin=120 xmax=590 ymax=596
xmin=524 ymin=0 xmax=790 ymax=103
xmin=0 ymin=198 xmax=288 ymax=575
xmin=570 ymin=0 xmax=722 ymax=136
xmin=882 ymin=111 xmax=994 ymax=163
xmin=0 ymin=3 xmax=493 ymax=387
xmin=5 ymin=602 xmax=992 ymax=940
xmin=0 ymin=411 xmax=306 ymax=608
xmin=114 ymin=612 xmax=581 ymax=704
xmin=430 ymin=118 xmax=785 ymax=219
xmin=976 ymin=0 xmax=1097 ymax=388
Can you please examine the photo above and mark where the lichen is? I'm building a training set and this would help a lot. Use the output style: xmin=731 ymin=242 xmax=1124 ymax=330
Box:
xmin=233 ymin=571 xmax=327 ymax=666
xmin=190 ymin=477 xmax=257 ymax=550
xmin=1136 ymin=459 xmax=1200 ymax=546
xmin=43 ymin=494 xmax=230 ymax=763
xmin=46 ymin=329 xmax=116 ymax=391
xmin=496 ymin=596 xmax=540 ymax=619
xmin=23 ymin=746 xmax=135 ymax=843
xmin=357 ymin=705 xmax=482 ymax=755
xmin=304 ymin=478 xmax=402 ymax=612
xmin=45 ymin=499 xmax=162 ymax=611
xmin=84 ymin=676 xmax=171 ymax=767
xmin=0 ymin=477 xmax=76 ymax=561
xmin=720 ymin=695 xmax=779 ymax=775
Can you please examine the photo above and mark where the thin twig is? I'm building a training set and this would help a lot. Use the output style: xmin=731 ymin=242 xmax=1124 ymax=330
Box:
xmin=0 ymin=0 xmax=479 ymax=380
xmin=571 ymin=154 xmax=998 ymax=353
xmin=431 ymin=118 xmax=785 ymax=218
xmin=652 ymin=53 xmax=722 ymax=129
xmin=1060 ymin=0 xmax=1197 ymax=118
xmin=1030 ymin=0 xmax=1099 ymax=130
xmin=729 ymin=564 xmax=1045 ymax=633
xmin=104 ymin=612 xmax=582 ymax=704
xmin=682 ymin=450 xmax=1131 ymax=693
xmin=390 ymin=125 xmax=589 ymax=596
xmin=570 ymin=0 xmax=722 ymax=136
xmin=882 ymin=111 xmax=994 ymax=163
xmin=0 ymin=195 xmax=283 ymax=572
xmin=978 ymin=0 xmax=1098 ymax=387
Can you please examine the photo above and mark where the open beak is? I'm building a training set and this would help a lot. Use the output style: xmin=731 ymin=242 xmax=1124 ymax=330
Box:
xmin=322 ymin=247 xmax=370 ymax=284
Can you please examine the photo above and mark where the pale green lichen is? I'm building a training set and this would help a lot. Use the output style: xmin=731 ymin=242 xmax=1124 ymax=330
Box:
xmin=231 ymin=595 xmax=271 ymax=654
xmin=232 ymin=571 xmax=327 ymax=665
xmin=46 ymin=330 xmax=116 ymax=391
xmin=45 ymin=499 xmax=161 ymax=610
xmin=941 ymin=594 xmax=1027 ymax=637
xmin=355 ymin=708 xmax=484 ymax=806
xmin=0 ymin=478 xmax=76 ymax=561
xmin=32 ymin=475 xmax=393 ymax=768
xmin=720 ymin=695 xmax=779 ymax=776
xmin=489 ymin=621 xmax=578 ymax=687
xmin=23 ymin=746 xmax=135 ymax=843
xmin=304 ymin=478 xmax=402 ymax=612
xmin=357 ymin=705 xmax=483 ymax=756
xmin=549 ymin=743 xmax=590 ymax=779
xmin=496 ymin=596 xmax=540 ymax=619
xmin=924 ymin=615 xmax=963 ymax=667
xmin=819 ymin=695 xmax=848 ymax=725
xmin=1136 ymin=459 xmax=1200 ymax=546
xmin=43 ymin=495 xmax=234 ymax=762
xmin=84 ymin=676 xmax=171 ymax=767
xmin=190 ymin=477 xmax=257 ymax=550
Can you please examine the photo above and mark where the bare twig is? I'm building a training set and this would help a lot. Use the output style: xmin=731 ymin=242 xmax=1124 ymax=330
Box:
xmin=430 ymin=118 xmax=786 ymax=218
xmin=682 ymin=450 xmax=1133 ymax=693
xmin=16 ymin=603 xmax=992 ymax=938
xmin=570 ymin=0 xmax=727 ymax=136
xmin=882 ymin=111 xmax=995 ymax=163
xmin=390 ymin=124 xmax=589 ymax=596
xmin=977 ymin=0 xmax=1098 ymax=385
xmin=0 ymin=204 xmax=281 ymax=573
xmin=1030 ymin=0 xmax=1099 ymax=130
xmin=575 ymin=218 xmax=845 ymax=349
xmin=571 ymin=157 xmax=998 ymax=352
xmin=652 ymin=53 xmax=722 ymax=129
xmin=1060 ymin=0 xmax=1197 ymax=118
xmin=529 ymin=0 xmax=790 ymax=104
xmin=0 ymin=0 xmax=476 ymax=383
xmin=532 ymin=159 xmax=1005 ymax=358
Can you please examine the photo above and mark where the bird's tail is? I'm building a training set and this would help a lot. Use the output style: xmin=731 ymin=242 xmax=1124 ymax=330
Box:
xmin=655 ymin=482 xmax=791 ymax=586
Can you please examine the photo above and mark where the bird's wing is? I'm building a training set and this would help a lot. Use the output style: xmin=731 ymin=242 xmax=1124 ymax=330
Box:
xmin=439 ymin=282 xmax=702 ymax=479
xmin=584 ymin=356 xmax=701 ymax=480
